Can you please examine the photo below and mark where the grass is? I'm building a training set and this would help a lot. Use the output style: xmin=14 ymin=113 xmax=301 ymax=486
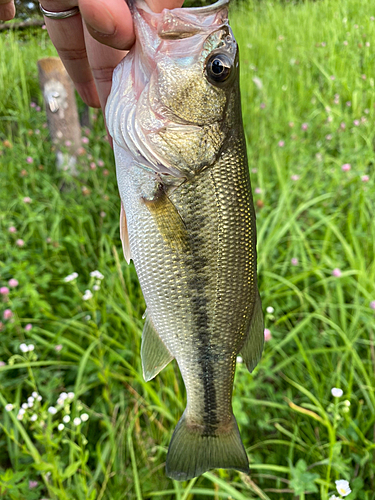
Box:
xmin=1 ymin=0 xmax=375 ymax=498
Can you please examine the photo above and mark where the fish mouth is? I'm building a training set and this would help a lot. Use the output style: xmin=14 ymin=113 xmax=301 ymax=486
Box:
xmin=185 ymin=0 xmax=230 ymax=14
xmin=134 ymin=0 xmax=230 ymax=16
xmin=131 ymin=0 xmax=230 ymax=45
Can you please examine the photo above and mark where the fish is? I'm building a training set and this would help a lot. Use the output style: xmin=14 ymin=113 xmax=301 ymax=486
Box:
xmin=105 ymin=0 xmax=264 ymax=481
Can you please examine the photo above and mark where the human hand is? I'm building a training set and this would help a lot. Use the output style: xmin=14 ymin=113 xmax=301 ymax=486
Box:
xmin=40 ymin=0 xmax=184 ymax=109
xmin=2 ymin=0 xmax=184 ymax=110
xmin=0 ymin=0 xmax=15 ymax=21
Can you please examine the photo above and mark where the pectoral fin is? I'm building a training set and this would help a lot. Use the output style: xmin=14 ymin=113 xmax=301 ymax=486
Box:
xmin=120 ymin=202 xmax=131 ymax=264
xmin=240 ymin=291 xmax=264 ymax=373
xmin=142 ymin=184 xmax=188 ymax=251
xmin=141 ymin=312 xmax=174 ymax=382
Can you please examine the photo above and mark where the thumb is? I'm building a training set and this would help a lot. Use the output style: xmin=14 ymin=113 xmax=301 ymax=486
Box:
xmin=79 ymin=0 xmax=135 ymax=50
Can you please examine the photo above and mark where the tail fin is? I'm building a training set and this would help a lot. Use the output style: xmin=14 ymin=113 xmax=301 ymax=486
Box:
xmin=166 ymin=412 xmax=249 ymax=481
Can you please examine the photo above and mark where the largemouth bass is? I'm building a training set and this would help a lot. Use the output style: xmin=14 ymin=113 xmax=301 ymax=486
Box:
xmin=106 ymin=0 xmax=264 ymax=481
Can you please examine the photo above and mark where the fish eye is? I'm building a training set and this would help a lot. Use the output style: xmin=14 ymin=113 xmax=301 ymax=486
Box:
xmin=205 ymin=53 xmax=233 ymax=85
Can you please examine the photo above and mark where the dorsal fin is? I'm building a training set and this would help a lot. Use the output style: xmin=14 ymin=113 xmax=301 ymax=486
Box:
xmin=240 ymin=292 xmax=264 ymax=373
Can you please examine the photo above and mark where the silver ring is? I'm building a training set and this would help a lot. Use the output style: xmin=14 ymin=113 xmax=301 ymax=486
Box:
xmin=39 ymin=4 xmax=80 ymax=19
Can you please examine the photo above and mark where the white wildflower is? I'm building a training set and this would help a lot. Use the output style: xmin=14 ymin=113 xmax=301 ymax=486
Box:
xmin=20 ymin=343 xmax=28 ymax=353
xmin=57 ymin=398 xmax=65 ymax=405
xmin=48 ymin=406 xmax=57 ymax=415
xmin=335 ymin=479 xmax=351 ymax=497
xmin=17 ymin=412 xmax=24 ymax=420
xmin=84 ymin=315 xmax=91 ymax=321
xmin=80 ymin=413 xmax=89 ymax=422
xmin=73 ymin=417 xmax=81 ymax=426
xmin=344 ymin=400 xmax=351 ymax=407
xmin=37 ymin=395 xmax=42 ymax=402
xmin=30 ymin=414 xmax=37 ymax=422
xmin=63 ymin=415 xmax=70 ymax=423
xmin=57 ymin=423 xmax=64 ymax=431
xmin=18 ymin=408 xmax=25 ymax=416
xmin=32 ymin=391 xmax=38 ymax=398
xmin=28 ymin=401 xmax=34 ymax=408
xmin=252 ymin=76 xmax=263 ymax=89
xmin=331 ymin=387 xmax=343 ymax=398
xmin=20 ymin=343 xmax=34 ymax=352
xmin=90 ymin=270 xmax=104 ymax=280
xmin=64 ymin=272 xmax=78 ymax=283
xmin=59 ymin=392 xmax=68 ymax=400
xmin=93 ymin=285 xmax=100 ymax=291
xmin=5 ymin=403 xmax=14 ymax=411
xmin=67 ymin=392 xmax=75 ymax=400
xmin=22 ymin=403 xmax=28 ymax=409
xmin=236 ymin=356 xmax=243 ymax=363
xmin=329 ymin=496 xmax=341 ymax=500
xmin=82 ymin=289 xmax=93 ymax=301
xmin=266 ymin=306 xmax=275 ymax=314
xmin=28 ymin=396 xmax=34 ymax=404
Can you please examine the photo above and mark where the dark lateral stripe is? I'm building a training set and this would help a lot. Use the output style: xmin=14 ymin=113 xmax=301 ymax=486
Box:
xmin=184 ymin=210 xmax=219 ymax=433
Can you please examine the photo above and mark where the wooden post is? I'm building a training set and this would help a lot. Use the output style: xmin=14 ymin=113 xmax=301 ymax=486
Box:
xmin=37 ymin=57 xmax=81 ymax=175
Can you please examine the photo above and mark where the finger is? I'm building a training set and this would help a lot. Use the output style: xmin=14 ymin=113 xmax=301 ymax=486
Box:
xmin=79 ymin=0 xmax=135 ymax=50
xmin=81 ymin=0 xmax=185 ymax=114
xmin=40 ymin=1 xmax=100 ymax=107
xmin=0 ymin=0 xmax=15 ymax=21
xmin=83 ymin=22 xmax=127 ymax=111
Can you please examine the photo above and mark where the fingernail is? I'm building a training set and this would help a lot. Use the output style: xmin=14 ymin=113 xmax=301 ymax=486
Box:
xmin=86 ymin=6 xmax=115 ymax=36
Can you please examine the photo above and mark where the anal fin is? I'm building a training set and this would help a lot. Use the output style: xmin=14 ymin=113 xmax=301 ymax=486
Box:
xmin=141 ymin=312 xmax=174 ymax=382
xmin=240 ymin=291 xmax=264 ymax=373
xmin=120 ymin=202 xmax=131 ymax=264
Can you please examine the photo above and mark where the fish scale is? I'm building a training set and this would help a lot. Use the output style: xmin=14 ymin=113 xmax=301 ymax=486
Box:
xmin=107 ymin=0 xmax=264 ymax=481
